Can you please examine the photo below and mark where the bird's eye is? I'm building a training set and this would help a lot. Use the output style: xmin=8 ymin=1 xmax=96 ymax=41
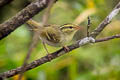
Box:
xmin=69 ymin=26 xmax=73 ymax=29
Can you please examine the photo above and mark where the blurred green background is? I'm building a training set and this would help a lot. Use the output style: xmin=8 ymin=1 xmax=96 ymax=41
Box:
xmin=0 ymin=0 xmax=120 ymax=80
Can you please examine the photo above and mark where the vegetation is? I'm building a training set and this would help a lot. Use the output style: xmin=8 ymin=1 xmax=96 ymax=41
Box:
xmin=0 ymin=0 xmax=120 ymax=80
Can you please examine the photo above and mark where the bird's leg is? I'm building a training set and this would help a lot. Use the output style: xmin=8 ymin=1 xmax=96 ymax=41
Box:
xmin=42 ymin=42 xmax=53 ymax=61
xmin=63 ymin=46 xmax=70 ymax=52
xmin=42 ymin=42 xmax=49 ymax=54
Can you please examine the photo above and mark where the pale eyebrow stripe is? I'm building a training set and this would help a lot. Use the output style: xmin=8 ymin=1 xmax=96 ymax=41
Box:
xmin=60 ymin=25 xmax=73 ymax=30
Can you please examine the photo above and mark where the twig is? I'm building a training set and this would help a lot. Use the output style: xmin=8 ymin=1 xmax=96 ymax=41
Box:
xmin=18 ymin=0 xmax=56 ymax=80
xmin=87 ymin=16 xmax=91 ymax=37
xmin=42 ymin=0 xmax=56 ymax=25
xmin=0 ymin=0 xmax=13 ymax=7
xmin=17 ymin=34 xmax=40 ymax=80
xmin=0 ymin=0 xmax=52 ymax=40
xmin=90 ymin=2 xmax=120 ymax=38
xmin=95 ymin=34 xmax=120 ymax=42
xmin=0 ymin=33 xmax=120 ymax=78
xmin=0 ymin=1 xmax=120 ymax=79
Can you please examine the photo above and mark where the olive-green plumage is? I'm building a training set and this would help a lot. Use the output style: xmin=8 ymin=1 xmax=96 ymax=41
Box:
xmin=27 ymin=20 xmax=81 ymax=47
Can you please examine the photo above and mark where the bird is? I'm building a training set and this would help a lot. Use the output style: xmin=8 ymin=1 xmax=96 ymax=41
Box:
xmin=26 ymin=19 xmax=81 ymax=59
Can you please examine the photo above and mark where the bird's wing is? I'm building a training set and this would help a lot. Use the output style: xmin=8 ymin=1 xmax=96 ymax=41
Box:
xmin=41 ymin=27 xmax=61 ymax=43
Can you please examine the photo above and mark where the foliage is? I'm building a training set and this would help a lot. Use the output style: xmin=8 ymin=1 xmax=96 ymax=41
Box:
xmin=0 ymin=0 xmax=120 ymax=80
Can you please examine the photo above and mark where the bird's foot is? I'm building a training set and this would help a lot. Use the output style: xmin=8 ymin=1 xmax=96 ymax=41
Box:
xmin=63 ymin=46 xmax=70 ymax=52
xmin=47 ymin=54 xmax=53 ymax=61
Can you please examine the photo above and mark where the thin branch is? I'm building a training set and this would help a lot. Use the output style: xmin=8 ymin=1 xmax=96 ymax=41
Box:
xmin=90 ymin=2 xmax=120 ymax=38
xmin=17 ymin=34 xmax=40 ymax=80
xmin=0 ymin=0 xmax=51 ymax=40
xmin=0 ymin=0 xmax=13 ymax=7
xmin=87 ymin=16 xmax=91 ymax=37
xmin=42 ymin=0 xmax=56 ymax=24
xmin=1 ymin=33 xmax=120 ymax=78
xmin=0 ymin=1 xmax=120 ymax=79
xmin=18 ymin=0 xmax=56 ymax=80
xmin=95 ymin=34 xmax=120 ymax=43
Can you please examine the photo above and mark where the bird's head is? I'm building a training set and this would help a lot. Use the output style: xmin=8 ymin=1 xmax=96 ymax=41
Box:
xmin=60 ymin=23 xmax=81 ymax=34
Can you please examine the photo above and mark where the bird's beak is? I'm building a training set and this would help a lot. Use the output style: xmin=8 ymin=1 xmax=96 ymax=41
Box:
xmin=75 ymin=26 xmax=82 ymax=30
